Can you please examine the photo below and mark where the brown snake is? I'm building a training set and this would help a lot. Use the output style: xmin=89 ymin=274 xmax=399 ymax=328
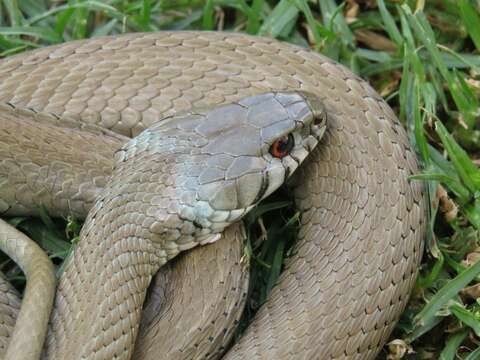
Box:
xmin=0 ymin=32 xmax=425 ymax=359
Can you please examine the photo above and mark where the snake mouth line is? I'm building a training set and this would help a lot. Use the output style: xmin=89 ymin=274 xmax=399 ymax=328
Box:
xmin=253 ymin=171 xmax=270 ymax=205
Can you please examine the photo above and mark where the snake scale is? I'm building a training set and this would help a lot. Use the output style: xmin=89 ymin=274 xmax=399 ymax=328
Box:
xmin=0 ymin=32 xmax=425 ymax=359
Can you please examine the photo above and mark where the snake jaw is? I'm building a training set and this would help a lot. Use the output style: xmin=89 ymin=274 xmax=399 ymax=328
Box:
xmin=197 ymin=233 xmax=221 ymax=245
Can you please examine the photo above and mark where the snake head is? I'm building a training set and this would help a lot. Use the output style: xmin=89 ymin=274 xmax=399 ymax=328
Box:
xmin=114 ymin=91 xmax=326 ymax=253
xmin=191 ymin=91 xmax=326 ymax=210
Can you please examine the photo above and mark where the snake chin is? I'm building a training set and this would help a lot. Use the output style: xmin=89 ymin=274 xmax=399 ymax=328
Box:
xmin=178 ymin=201 xmax=254 ymax=235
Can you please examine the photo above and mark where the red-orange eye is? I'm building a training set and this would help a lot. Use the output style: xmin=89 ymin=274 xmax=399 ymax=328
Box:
xmin=270 ymin=134 xmax=295 ymax=158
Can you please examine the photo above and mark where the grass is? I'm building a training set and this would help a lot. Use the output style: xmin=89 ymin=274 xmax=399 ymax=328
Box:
xmin=0 ymin=0 xmax=479 ymax=358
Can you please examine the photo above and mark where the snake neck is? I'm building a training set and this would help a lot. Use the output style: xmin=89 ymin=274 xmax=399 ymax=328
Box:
xmin=45 ymin=156 xmax=189 ymax=359
xmin=47 ymin=192 xmax=167 ymax=359
xmin=46 ymin=129 xmax=224 ymax=359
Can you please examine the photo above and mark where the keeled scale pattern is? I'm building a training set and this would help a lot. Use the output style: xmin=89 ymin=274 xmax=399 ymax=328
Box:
xmin=0 ymin=104 xmax=124 ymax=218
xmin=0 ymin=274 xmax=20 ymax=358
xmin=0 ymin=32 xmax=425 ymax=359
xmin=134 ymin=222 xmax=248 ymax=360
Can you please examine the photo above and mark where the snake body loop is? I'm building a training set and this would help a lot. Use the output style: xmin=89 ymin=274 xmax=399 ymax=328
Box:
xmin=0 ymin=32 xmax=425 ymax=360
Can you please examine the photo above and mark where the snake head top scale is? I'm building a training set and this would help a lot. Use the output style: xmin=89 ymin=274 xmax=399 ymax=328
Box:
xmin=112 ymin=91 xmax=326 ymax=261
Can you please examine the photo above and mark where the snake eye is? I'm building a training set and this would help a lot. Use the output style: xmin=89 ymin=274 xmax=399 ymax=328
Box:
xmin=270 ymin=134 xmax=295 ymax=158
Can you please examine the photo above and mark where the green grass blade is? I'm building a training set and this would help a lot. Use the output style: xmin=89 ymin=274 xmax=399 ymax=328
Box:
xmin=3 ymin=0 xmax=23 ymax=26
xmin=409 ymin=173 xmax=470 ymax=202
xmin=265 ymin=231 xmax=285 ymax=296
xmin=464 ymin=199 xmax=480 ymax=230
xmin=458 ymin=0 xmax=480 ymax=51
xmin=244 ymin=201 xmax=292 ymax=227
xmin=16 ymin=0 xmax=46 ymax=18
xmin=0 ymin=25 xmax=61 ymax=43
xmin=91 ymin=19 xmax=117 ymax=37
xmin=413 ymin=259 xmax=480 ymax=327
xmin=354 ymin=48 xmax=392 ymax=63
xmin=318 ymin=0 xmax=354 ymax=46
xmin=258 ymin=0 xmax=298 ymax=38
xmin=294 ymin=0 xmax=322 ymax=45
xmin=405 ymin=313 xmax=443 ymax=343
xmin=398 ymin=45 xmax=411 ymax=123
xmin=465 ymin=345 xmax=480 ymax=360
xmin=416 ymin=252 xmax=444 ymax=288
xmin=435 ymin=121 xmax=480 ymax=193
xmin=138 ymin=0 xmax=152 ymax=29
xmin=26 ymin=1 xmax=121 ymax=26
xmin=402 ymin=5 xmax=478 ymax=127
xmin=246 ymin=0 xmax=263 ymax=34
xmin=71 ymin=2 xmax=88 ymax=39
xmin=54 ymin=7 xmax=74 ymax=37
xmin=0 ymin=33 xmax=21 ymax=50
xmin=428 ymin=145 xmax=460 ymax=181
xmin=449 ymin=302 xmax=480 ymax=336
xmin=377 ymin=0 xmax=403 ymax=46
xmin=439 ymin=330 xmax=469 ymax=360
xmin=420 ymin=82 xmax=437 ymax=123
xmin=202 ymin=0 xmax=215 ymax=30
xmin=412 ymin=78 xmax=430 ymax=163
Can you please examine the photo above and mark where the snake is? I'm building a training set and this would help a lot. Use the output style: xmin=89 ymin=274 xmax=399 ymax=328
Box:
xmin=0 ymin=31 xmax=425 ymax=360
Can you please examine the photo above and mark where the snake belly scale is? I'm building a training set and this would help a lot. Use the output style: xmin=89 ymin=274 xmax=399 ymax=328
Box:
xmin=0 ymin=31 xmax=425 ymax=360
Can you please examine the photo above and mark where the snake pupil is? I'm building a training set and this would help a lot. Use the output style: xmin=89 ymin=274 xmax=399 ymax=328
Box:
xmin=270 ymin=134 xmax=294 ymax=158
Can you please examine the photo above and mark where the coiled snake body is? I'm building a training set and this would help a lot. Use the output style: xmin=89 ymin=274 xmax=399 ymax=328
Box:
xmin=0 ymin=32 xmax=425 ymax=359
